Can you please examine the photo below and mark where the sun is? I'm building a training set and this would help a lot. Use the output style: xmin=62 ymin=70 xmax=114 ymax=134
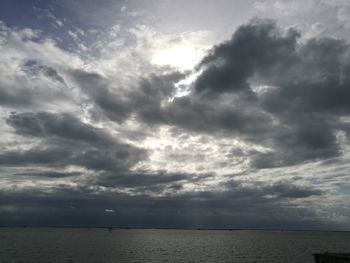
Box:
xmin=151 ymin=44 xmax=199 ymax=70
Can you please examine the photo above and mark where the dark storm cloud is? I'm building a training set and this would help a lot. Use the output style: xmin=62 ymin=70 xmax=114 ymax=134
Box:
xmin=71 ymin=69 xmax=185 ymax=123
xmin=15 ymin=171 xmax=81 ymax=178
xmin=129 ymin=72 xmax=186 ymax=123
xmin=7 ymin=112 xmax=109 ymax=143
xmin=63 ymin=19 xmax=350 ymax=170
xmin=114 ymin=18 xmax=349 ymax=168
xmin=261 ymin=38 xmax=350 ymax=115
xmin=95 ymin=171 xmax=189 ymax=188
xmin=260 ymin=181 xmax=323 ymax=198
xmin=71 ymin=70 xmax=132 ymax=122
xmin=0 ymin=180 xmax=327 ymax=229
xmin=0 ymin=141 xmax=142 ymax=171
xmin=72 ymin=70 xmax=272 ymax=136
xmin=248 ymin=119 xmax=341 ymax=168
xmin=149 ymin=95 xmax=272 ymax=136
xmin=4 ymin=112 xmax=147 ymax=171
xmin=222 ymin=179 xmax=323 ymax=199
xmin=0 ymin=147 xmax=70 ymax=166
xmin=194 ymin=18 xmax=350 ymax=117
xmin=195 ymin=19 xmax=299 ymax=94
xmin=93 ymin=171 xmax=213 ymax=193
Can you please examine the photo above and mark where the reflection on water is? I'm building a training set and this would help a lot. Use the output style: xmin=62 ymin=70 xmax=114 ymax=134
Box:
xmin=0 ymin=228 xmax=350 ymax=263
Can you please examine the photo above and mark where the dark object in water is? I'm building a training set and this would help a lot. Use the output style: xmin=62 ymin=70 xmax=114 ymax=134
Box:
xmin=314 ymin=253 xmax=350 ymax=262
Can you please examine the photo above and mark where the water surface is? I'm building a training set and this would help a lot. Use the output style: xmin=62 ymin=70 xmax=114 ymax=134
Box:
xmin=1 ymin=228 xmax=349 ymax=262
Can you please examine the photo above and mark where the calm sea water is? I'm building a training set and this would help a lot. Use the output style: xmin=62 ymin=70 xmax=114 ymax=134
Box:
xmin=0 ymin=228 xmax=349 ymax=263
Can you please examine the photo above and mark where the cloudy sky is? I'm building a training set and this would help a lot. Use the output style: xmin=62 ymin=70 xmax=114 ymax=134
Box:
xmin=0 ymin=0 xmax=350 ymax=230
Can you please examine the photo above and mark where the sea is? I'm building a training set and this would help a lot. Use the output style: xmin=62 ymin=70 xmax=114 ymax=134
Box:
xmin=0 ymin=228 xmax=350 ymax=263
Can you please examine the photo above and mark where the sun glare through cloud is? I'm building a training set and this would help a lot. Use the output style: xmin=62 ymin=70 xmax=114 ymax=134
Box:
xmin=151 ymin=44 xmax=199 ymax=70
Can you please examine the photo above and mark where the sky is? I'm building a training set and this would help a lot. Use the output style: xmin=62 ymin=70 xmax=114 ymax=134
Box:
xmin=0 ymin=0 xmax=350 ymax=230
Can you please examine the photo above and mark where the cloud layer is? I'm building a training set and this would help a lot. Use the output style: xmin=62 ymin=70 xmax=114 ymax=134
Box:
xmin=0 ymin=4 xmax=350 ymax=229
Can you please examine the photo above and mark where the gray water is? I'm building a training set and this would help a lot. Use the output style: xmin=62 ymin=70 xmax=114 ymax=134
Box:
xmin=0 ymin=228 xmax=349 ymax=263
